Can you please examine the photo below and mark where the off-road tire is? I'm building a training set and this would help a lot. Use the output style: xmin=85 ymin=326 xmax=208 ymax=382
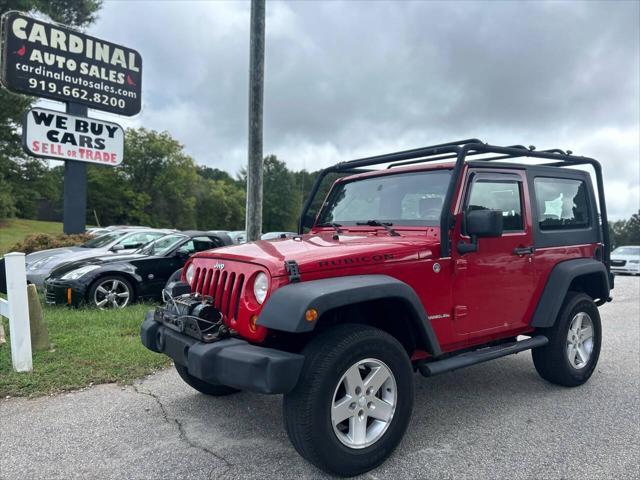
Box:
xmin=532 ymin=292 xmax=601 ymax=387
xmin=174 ymin=364 xmax=240 ymax=396
xmin=283 ymin=324 xmax=414 ymax=477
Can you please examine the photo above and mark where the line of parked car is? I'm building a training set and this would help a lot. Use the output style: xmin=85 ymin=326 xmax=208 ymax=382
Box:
xmin=26 ymin=226 xmax=296 ymax=309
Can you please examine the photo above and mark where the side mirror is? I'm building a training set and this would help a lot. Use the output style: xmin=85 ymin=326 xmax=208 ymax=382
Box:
xmin=175 ymin=248 xmax=191 ymax=259
xmin=111 ymin=244 xmax=125 ymax=252
xmin=123 ymin=242 xmax=143 ymax=250
xmin=467 ymin=209 xmax=503 ymax=237
xmin=458 ymin=209 xmax=503 ymax=254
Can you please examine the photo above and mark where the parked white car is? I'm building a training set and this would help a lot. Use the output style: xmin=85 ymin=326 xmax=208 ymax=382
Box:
xmin=611 ymin=245 xmax=640 ymax=275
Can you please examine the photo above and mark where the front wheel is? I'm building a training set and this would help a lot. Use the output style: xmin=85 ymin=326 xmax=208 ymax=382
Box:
xmin=532 ymin=292 xmax=602 ymax=387
xmin=283 ymin=324 xmax=414 ymax=476
xmin=88 ymin=275 xmax=134 ymax=309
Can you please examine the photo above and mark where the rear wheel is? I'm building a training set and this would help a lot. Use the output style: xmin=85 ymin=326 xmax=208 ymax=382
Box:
xmin=174 ymin=364 xmax=240 ymax=396
xmin=532 ymin=292 xmax=601 ymax=387
xmin=283 ymin=324 xmax=414 ymax=476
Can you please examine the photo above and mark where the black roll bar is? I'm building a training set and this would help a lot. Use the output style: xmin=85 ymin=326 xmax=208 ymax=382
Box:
xmin=297 ymin=140 xmax=610 ymax=270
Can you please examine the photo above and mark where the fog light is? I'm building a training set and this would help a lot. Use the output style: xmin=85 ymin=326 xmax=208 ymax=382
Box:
xmin=67 ymin=288 xmax=72 ymax=305
xmin=249 ymin=314 xmax=258 ymax=333
xmin=305 ymin=308 xmax=318 ymax=322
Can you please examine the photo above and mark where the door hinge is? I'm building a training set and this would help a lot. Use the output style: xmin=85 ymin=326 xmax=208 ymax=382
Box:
xmin=284 ymin=260 xmax=301 ymax=283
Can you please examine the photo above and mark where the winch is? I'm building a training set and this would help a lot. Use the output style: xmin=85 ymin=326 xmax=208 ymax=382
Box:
xmin=154 ymin=284 xmax=229 ymax=342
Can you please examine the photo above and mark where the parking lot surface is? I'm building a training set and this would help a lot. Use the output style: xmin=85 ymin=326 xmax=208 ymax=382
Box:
xmin=1 ymin=276 xmax=638 ymax=480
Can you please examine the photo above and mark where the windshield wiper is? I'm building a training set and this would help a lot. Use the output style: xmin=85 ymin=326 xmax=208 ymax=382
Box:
xmin=316 ymin=222 xmax=343 ymax=236
xmin=356 ymin=220 xmax=400 ymax=237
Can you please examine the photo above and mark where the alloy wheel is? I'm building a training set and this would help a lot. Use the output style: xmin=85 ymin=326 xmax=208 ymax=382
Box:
xmin=566 ymin=312 xmax=594 ymax=369
xmin=331 ymin=358 xmax=397 ymax=449
xmin=94 ymin=279 xmax=131 ymax=309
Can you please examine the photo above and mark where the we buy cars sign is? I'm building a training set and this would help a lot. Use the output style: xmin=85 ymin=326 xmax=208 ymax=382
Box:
xmin=23 ymin=108 xmax=124 ymax=165
xmin=1 ymin=11 xmax=142 ymax=116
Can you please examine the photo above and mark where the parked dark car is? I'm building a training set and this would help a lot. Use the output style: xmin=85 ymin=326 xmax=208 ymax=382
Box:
xmin=44 ymin=231 xmax=232 ymax=309
xmin=27 ymin=229 xmax=173 ymax=287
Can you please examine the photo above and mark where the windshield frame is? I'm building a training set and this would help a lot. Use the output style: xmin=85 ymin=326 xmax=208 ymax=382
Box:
xmin=315 ymin=169 xmax=452 ymax=228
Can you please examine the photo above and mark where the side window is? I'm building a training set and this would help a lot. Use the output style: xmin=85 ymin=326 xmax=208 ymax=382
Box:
xmin=178 ymin=240 xmax=195 ymax=255
xmin=178 ymin=237 xmax=218 ymax=255
xmin=467 ymin=179 xmax=523 ymax=231
xmin=534 ymin=178 xmax=590 ymax=230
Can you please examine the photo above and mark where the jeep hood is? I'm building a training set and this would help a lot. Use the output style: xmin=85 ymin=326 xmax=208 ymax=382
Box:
xmin=194 ymin=229 xmax=440 ymax=277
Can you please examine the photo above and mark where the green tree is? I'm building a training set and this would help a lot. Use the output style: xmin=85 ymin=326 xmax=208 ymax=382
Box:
xmin=262 ymin=155 xmax=302 ymax=232
xmin=119 ymin=128 xmax=200 ymax=229
xmin=194 ymin=178 xmax=245 ymax=230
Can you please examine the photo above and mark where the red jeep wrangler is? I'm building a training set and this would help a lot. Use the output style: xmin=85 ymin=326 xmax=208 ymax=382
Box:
xmin=141 ymin=139 xmax=613 ymax=476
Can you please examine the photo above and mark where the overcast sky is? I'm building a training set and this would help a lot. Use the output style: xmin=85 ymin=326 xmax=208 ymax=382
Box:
xmin=41 ymin=0 xmax=639 ymax=219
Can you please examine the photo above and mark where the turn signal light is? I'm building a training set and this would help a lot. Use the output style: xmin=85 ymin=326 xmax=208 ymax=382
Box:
xmin=249 ymin=314 xmax=258 ymax=333
xmin=305 ymin=308 xmax=318 ymax=322
xmin=67 ymin=288 xmax=72 ymax=305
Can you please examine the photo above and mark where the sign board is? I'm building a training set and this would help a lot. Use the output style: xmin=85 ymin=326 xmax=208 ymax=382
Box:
xmin=23 ymin=108 xmax=124 ymax=165
xmin=1 ymin=11 xmax=142 ymax=116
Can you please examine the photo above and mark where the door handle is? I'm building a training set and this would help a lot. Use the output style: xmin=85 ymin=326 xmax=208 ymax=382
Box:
xmin=513 ymin=246 xmax=534 ymax=256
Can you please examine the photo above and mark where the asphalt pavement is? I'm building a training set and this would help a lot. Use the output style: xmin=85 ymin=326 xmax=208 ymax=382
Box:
xmin=1 ymin=276 xmax=639 ymax=480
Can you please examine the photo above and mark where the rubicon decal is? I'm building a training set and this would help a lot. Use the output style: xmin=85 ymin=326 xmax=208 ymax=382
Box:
xmin=22 ymin=108 xmax=124 ymax=165
xmin=1 ymin=11 xmax=142 ymax=116
xmin=318 ymin=254 xmax=394 ymax=268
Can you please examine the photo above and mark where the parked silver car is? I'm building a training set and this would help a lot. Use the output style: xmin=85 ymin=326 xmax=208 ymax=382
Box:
xmin=26 ymin=229 xmax=173 ymax=286
xmin=611 ymin=245 xmax=640 ymax=275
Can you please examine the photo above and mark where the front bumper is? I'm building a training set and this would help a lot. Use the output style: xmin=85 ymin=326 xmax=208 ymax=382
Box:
xmin=140 ymin=311 xmax=304 ymax=394
xmin=611 ymin=264 xmax=640 ymax=275
xmin=43 ymin=279 xmax=86 ymax=306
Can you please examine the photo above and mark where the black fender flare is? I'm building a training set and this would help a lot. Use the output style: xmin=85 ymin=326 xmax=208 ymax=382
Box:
xmin=530 ymin=258 xmax=610 ymax=328
xmin=257 ymin=274 xmax=442 ymax=356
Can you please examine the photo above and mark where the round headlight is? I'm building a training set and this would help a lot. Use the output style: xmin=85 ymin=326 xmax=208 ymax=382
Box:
xmin=253 ymin=272 xmax=269 ymax=304
xmin=185 ymin=264 xmax=195 ymax=285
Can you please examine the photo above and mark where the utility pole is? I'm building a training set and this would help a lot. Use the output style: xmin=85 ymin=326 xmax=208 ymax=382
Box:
xmin=246 ymin=0 xmax=266 ymax=241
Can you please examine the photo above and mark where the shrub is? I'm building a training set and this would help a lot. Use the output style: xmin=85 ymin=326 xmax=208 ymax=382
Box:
xmin=9 ymin=233 xmax=93 ymax=254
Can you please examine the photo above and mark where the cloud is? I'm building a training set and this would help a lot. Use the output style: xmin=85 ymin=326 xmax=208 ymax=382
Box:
xmin=82 ymin=0 xmax=638 ymax=219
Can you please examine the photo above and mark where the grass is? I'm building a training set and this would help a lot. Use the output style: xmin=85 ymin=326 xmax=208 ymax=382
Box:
xmin=0 ymin=302 xmax=170 ymax=397
xmin=0 ymin=218 xmax=63 ymax=254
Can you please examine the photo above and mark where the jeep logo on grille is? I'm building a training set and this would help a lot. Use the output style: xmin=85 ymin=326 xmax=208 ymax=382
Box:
xmin=213 ymin=262 xmax=225 ymax=270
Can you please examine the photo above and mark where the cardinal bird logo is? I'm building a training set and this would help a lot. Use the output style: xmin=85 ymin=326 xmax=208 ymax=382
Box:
xmin=126 ymin=74 xmax=136 ymax=86
xmin=15 ymin=45 xmax=26 ymax=56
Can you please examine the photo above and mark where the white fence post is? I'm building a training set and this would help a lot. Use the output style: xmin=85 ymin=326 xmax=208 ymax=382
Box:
xmin=1 ymin=252 xmax=32 ymax=372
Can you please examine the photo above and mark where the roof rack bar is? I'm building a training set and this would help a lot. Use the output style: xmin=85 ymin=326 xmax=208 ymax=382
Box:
xmin=333 ymin=139 xmax=483 ymax=172
xmin=387 ymin=153 xmax=459 ymax=169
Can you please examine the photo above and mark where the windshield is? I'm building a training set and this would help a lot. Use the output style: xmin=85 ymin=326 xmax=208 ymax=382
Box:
xmin=138 ymin=234 xmax=186 ymax=256
xmin=316 ymin=170 xmax=451 ymax=227
xmin=82 ymin=231 xmax=127 ymax=248
xmin=613 ymin=246 xmax=640 ymax=256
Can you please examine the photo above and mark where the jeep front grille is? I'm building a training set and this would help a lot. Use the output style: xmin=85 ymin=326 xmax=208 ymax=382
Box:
xmin=192 ymin=267 xmax=245 ymax=322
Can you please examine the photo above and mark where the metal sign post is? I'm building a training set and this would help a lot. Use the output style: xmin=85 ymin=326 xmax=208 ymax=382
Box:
xmin=63 ymin=102 xmax=88 ymax=233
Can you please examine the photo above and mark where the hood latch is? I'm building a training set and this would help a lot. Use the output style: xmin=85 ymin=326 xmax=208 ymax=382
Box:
xmin=284 ymin=260 xmax=301 ymax=283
